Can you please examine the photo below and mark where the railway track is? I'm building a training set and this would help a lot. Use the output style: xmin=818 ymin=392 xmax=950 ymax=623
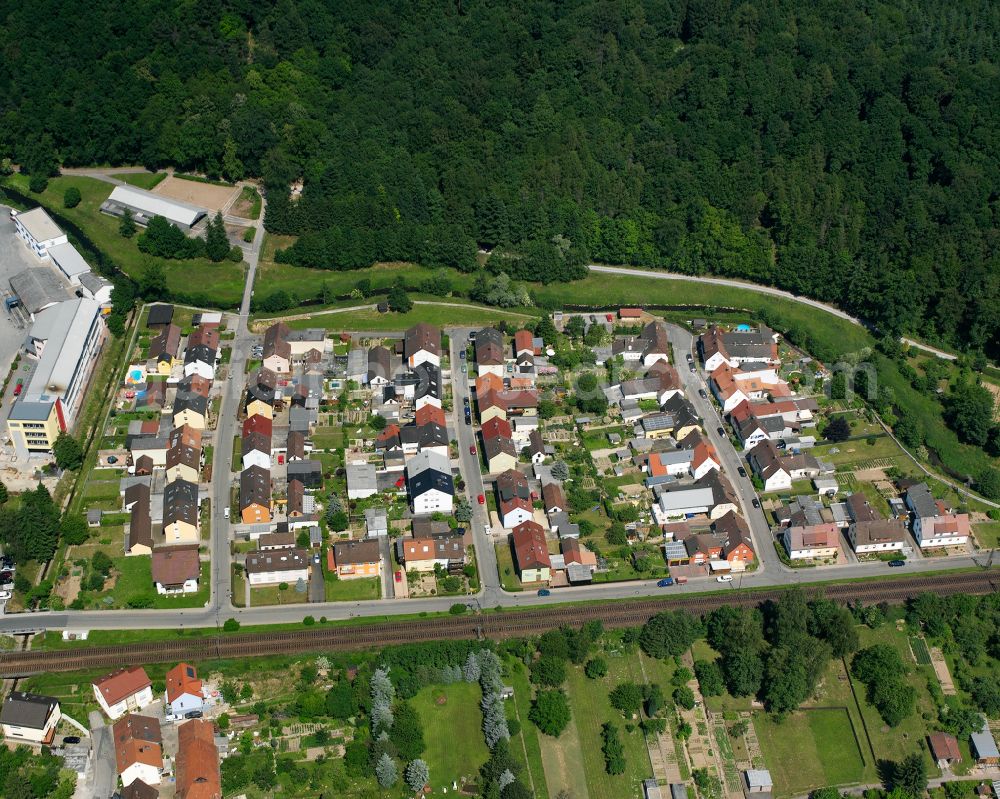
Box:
xmin=1 ymin=571 xmax=994 ymax=677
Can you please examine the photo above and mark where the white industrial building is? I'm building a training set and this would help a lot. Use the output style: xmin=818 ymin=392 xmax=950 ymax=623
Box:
xmin=47 ymin=242 xmax=91 ymax=285
xmin=12 ymin=207 xmax=67 ymax=258
xmin=101 ymin=184 xmax=207 ymax=229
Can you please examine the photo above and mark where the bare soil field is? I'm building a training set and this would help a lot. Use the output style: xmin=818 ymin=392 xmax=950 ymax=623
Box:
xmin=154 ymin=174 xmax=240 ymax=213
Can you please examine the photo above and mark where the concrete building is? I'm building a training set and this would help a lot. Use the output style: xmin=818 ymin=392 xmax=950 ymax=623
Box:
xmin=0 ymin=691 xmax=61 ymax=744
xmin=12 ymin=207 xmax=68 ymax=258
xmin=407 ymin=450 xmax=454 ymax=514
xmin=245 ymin=548 xmax=310 ymax=586
xmin=93 ymin=667 xmax=154 ymax=720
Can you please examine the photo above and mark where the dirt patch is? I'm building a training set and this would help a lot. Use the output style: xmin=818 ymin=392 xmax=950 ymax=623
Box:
xmin=154 ymin=175 xmax=240 ymax=213
xmin=54 ymin=572 xmax=81 ymax=605
xmin=984 ymin=381 xmax=1000 ymax=421
xmin=230 ymin=189 xmax=261 ymax=219
xmin=853 ymin=467 xmax=888 ymax=482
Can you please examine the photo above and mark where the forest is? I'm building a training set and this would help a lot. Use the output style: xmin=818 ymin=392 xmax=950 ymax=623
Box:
xmin=1 ymin=0 xmax=999 ymax=354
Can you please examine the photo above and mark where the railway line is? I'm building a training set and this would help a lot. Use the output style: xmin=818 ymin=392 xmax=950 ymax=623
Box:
xmin=1 ymin=571 xmax=994 ymax=677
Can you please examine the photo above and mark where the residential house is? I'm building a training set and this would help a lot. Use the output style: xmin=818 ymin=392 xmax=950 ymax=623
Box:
xmin=681 ymin=430 xmax=722 ymax=480
xmin=152 ymin=546 xmax=201 ymax=594
xmin=685 ymin=533 xmax=723 ymax=564
xmin=404 ymin=323 xmax=441 ymax=368
xmin=148 ymin=324 xmax=181 ymax=374
xmin=374 ymin=424 xmax=402 ymax=455
xmin=850 ymin=519 xmax=908 ymax=554
xmin=263 ymin=322 xmax=292 ymax=374
xmin=242 ymin=414 xmax=273 ymax=440
xmin=399 ymin=532 xmax=465 ymax=571
xmin=126 ymin=497 xmax=153 ymax=556
xmin=561 ymin=537 xmax=597 ymax=583
xmin=286 ymin=459 xmax=322 ymax=488
xmin=0 ymin=692 xmax=61 ymax=745
xmin=175 ymin=719 xmax=222 ymax=799
xmin=514 ymin=329 xmax=534 ymax=356
xmin=332 ymin=539 xmax=381 ymax=580
xmin=183 ymin=344 xmax=216 ymax=380
xmin=783 ymin=523 xmax=840 ymax=560
xmin=245 ymin=548 xmax=310 ymax=586
xmin=713 ymin=511 xmax=756 ymax=567
xmin=93 ymin=667 xmax=154 ymax=720
xmin=367 ymin=346 xmax=392 ymax=386
xmin=710 ymin=364 xmax=786 ymax=414
xmin=661 ymin=394 xmax=701 ymax=440
xmin=846 ymin=492 xmax=881 ymax=523
xmin=484 ymin=434 xmax=518 ymax=474
xmin=241 ymin=430 xmax=271 ymax=470
xmin=146 ymin=304 xmax=174 ymax=329
xmin=511 ymin=520 xmax=551 ymax=583
xmin=165 ymin=663 xmax=204 ymax=719
xmin=258 ymin=531 xmax=295 ymax=551
xmin=347 ymin=462 xmax=378 ymax=499
xmin=400 ymin=421 xmax=449 ymax=457
xmin=407 ymin=449 xmax=454 ymax=514
xmin=239 ymin=465 xmax=271 ymax=524
xmin=548 ymin=511 xmax=580 ymax=538
xmin=639 ymin=321 xmax=671 ymax=367
xmin=699 ymin=325 xmax=779 ymax=371
xmin=475 ymin=327 xmax=505 ymax=377
xmin=166 ymin=426 xmax=202 ymax=484
xmin=747 ymin=440 xmax=792 ymax=492
xmin=497 ymin=469 xmax=533 ymax=528
xmin=640 ymin=413 xmax=676 ymax=440
xmin=906 ymin=483 xmax=971 ymax=548
xmin=542 ymin=482 xmax=566 ymax=514
xmin=414 ymin=404 xmax=447 ymax=428
xmin=172 ymin=391 xmax=208 ymax=430
xmin=413 ymin=362 xmax=442 ymax=409
xmin=971 ymin=718 xmax=1000 ymax=765
xmin=121 ymin=781 xmax=159 ymax=799
xmin=286 ymin=478 xmax=306 ymax=517
xmin=163 ymin=479 xmax=199 ymax=543
xmin=286 ymin=430 xmax=306 ymax=461
xmin=527 ymin=430 xmax=546 ymax=464
xmin=131 ymin=436 xmax=169 ymax=468
xmin=113 ymin=714 xmax=163 ymax=787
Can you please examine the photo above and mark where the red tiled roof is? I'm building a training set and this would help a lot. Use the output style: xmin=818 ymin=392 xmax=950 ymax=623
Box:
xmin=176 ymin=720 xmax=221 ymax=799
xmin=512 ymin=521 xmax=551 ymax=571
xmin=94 ymin=667 xmax=151 ymax=707
xmin=166 ymin=663 xmax=202 ymax=703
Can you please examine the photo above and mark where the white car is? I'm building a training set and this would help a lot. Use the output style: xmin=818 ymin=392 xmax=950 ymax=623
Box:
xmin=716 ymin=575 xmax=733 ymax=583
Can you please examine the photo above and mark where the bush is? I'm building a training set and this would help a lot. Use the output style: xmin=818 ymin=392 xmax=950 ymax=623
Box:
xmin=528 ymin=690 xmax=571 ymax=737
xmin=585 ymin=657 xmax=608 ymax=679
xmin=63 ymin=186 xmax=81 ymax=208
xmin=29 ymin=175 xmax=48 ymax=193
xmin=673 ymin=685 xmax=696 ymax=710
xmin=449 ymin=603 xmax=467 ymax=615
xmin=303 ymin=615 xmax=315 ymax=626
xmin=223 ymin=618 xmax=240 ymax=632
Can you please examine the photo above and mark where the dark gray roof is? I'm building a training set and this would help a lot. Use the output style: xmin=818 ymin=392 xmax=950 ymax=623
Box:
xmin=400 ymin=422 xmax=448 ymax=448
xmin=413 ymin=363 xmax=442 ymax=401
xmin=906 ymin=482 xmax=938 ymax=519
xmin=174 ymin=391 xmax=208 ymax=416
xmin=10 ymin=268 xmax=69 ymax=314
xmin=163 ymin=479 xmax=199 ymax=526
xmin=146 ymin=304 xmax=174 ymax=327
xmin=0 ymin=691 xmax=58 ymax=729
xmin=408 ymin=467 xmax=454 ymax=498
xmin=184 ymin=344 xmax=216 ymax=365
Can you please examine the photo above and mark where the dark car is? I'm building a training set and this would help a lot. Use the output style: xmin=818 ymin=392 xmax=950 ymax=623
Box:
xmin=62 ymin=736 xmax=81 ymax=745
xmin=656 ymin=578 xmax=675 ymax=587
xmin=752 ymin=498 xmax=761 ymax=509
xmin=738 ymin=466 xmax=747 ymax=477
xmin=686 ymin=353 xmax=693 ymax=361
xmin=716 ymin=426 xmax=725 ymax=436
xmin=537 ymin=589 xmax=551 ymax=597
xmin=888 ymin=560 xmax=906 ymax=567
xmin=184 ymin=710 xmax=203 ymax=719
xmin=460 ymin=350 xmax=466 ymax=360
xmin=698 ymin=388 xmax=708 ymax=398
xmin=689 ymin=363 xmax=696 ymax=372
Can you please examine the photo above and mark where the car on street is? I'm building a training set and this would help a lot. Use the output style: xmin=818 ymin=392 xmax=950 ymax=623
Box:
xmin=686 ymin=353 xmax=693 ymax=361
xmin=469 ymin=444 xmax=477 ymax=455
xmin=62 ymin=736 xmax=81 ymax=745
xmin=477 ymin=494 xmax=485 ymax=504
xmin=537 ymin=589 xmax=551 ymax=597
xmin=184 ymin=710 xmax=203 ymax=719
xmin=13 ymin=381 xmax=22 ymax=397
xmin=656 ymin=578 xmax=675 ymax=587
xmin=752 ymin=497 xmax=761 ymax=508
xmin=716 ymin=426 xmax=725 ymax=436
xmin=223 ymin=507 xmax=230 ymax=520
xmin=689 ymin=363 xmax=696 ymax=372
xmin=698 ymin=388 xmax=708 ymax=398
xmin=716 ymin=575 xmax=734 ymax=583
xmin=737 ymin=466 xmax=747 ymax=477
xmin=888 ymin=560 xmax=906 ymax=567
xmin=459 ymin=350 xmax=466 ymax=360
xmin=605 ymin=313 xmax=614 ymax=322
xmin=461 ymin=364 xmax=467 ymax=373
xmin=395 ymin=570 xmax=402 ymax=582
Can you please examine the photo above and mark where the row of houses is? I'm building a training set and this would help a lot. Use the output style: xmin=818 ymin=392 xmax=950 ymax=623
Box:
xmin=6 ymin=207 xmax=113 ymax=457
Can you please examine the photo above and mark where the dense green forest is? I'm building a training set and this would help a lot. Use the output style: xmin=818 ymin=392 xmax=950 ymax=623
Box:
xmin=1 ymin=0 xmax=999 ymax=354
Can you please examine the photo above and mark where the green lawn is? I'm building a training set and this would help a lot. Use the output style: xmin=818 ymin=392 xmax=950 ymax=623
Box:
xmin=496 ymin=542 xmax=523 ymax=592
xmin=107 ymin=558 xmax=210 ymax=609
xmin=311 ymin=426 xmax=345 ymax=449
xmin=250 ymin=584 xmax=310 ymax=605
xmin=756 ymin=708 xmax=864 ymax=796
xmin=563 ymin=654 xmax=652 ymax=799
xmin=323 ymin=575 xmax=380 ymax=601
xmin=506 ymin=660 xmax=551 ymax=799
xmin=281 ymin=301 xmax=533 ymax=331
xmin=2 ymin=173 xmax=247 ymax=307
xmin=411 ymin=682 xmax=490 ymax=789
xmin=973 ymin=521 xmax=1000 ymax=548
xmin=112 ymin=172 xmax=165 ymax=190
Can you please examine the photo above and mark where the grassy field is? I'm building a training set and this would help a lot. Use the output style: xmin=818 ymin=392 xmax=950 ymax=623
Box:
xmin=756 ymin=708 xmax=865 ymax=796
xmin=280 ymin=300 xmax=534 ymax=332
xmin=564 ymin=653 xmax=652 ymax=799
xmin=495 ymin=542 xmax=523 ymax=592
xmin=973 ymin=521 xmax=1000 ymax=548
xmin=108 ymin=559 xmax=210 ymax=609
xmin=411 ymin=681 xmax=490 ymax=789
xmin=507 ymin=659 xmax=551 ymax=799
xmin=2 ymin=173 xmax=247 ymax=306
xmin=112 ymin=172 xmax=165 ymax=190
xmin=323 ymin=575 xmax=380 ymax=601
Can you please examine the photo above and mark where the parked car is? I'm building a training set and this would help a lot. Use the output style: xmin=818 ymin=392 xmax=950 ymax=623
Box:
xmin=605 ymin=313 xmax=614 ymax=322
xmin=223 ymin=507 xmax=230 ymax=520
xmin=686 ymin=353 xmax=693 ymax=361
xmin=184 ymin=710 xmax=203 ymax=719
xmin=656 ymin=577 xmax=675 ymax=587
xmin=888 ymin=560 xmax=906 ymax=567
xmin=751 ymin=497 xmax=761 ymax=508
xmin=62 ymin=736 xmax=81 ymax=745
xmin=460 ymin=350 xmax=466 ymax=360
xmin=737 ymin=466 xmax=747 ymax=477
xmin=469 ymin=445 xmax=477 ymax=455
xmin=477 ymin=494 xmax=485 ymax=505
xmin=716 ymin=426 xmax=725 ymax=436
xmin=689 ymin=363 xmax=696 ymax=372
xmin=537 ymin=589 xmax=551 ymax=597
xmin=698 ymin=388 xmax=708 ymax=398
xmin=395 ymin=570 xmax=402 ymax=582
xmin=13 ymin=381 xmax=22 ymax=397
xmin=716 ymin=574 xmax=734 ymax=583
xmin=461 ymin=364 xmax=467 ymax=373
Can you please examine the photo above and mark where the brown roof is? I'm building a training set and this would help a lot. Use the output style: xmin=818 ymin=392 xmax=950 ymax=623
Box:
xmin=254 ymin=367 xmax=278 ymax=390
xmin=167 ymin=432 xmax=201 ymax=473
xmin=512 ymin=521 xmax=551 ymax=571
xmin=928 ymin=732 xmax=962 ymax=763
xmin=187 ymin=325 xmax=220 ymax=352
xmin=481 ymin=416 xmax=513 ymax=440
xmin=149 ymin=324 xmax=181 ymax=360
xmin=496 ymin=469 xmax=529 ymax=501
xmin=245 ymin=548 xmax=309 ymax=575
xmin=414 ymin=404 xmax=447 ymax=428
xmin=846 ymin=493 xmax=881 ymax=523
xmin=333 ymin=539 xmax=380 ymax=566
xmin=287 ymin=479 xmax=305 ymax=515
xmin=484 ymin=435 xmax=516 ymax=464
xmin=121 ymin=781 xmax=159 ymax=799
xmin=138 ymin=381 xmax=166 ymax=408
xmin=286 ymin=430 xmax=306 ymax=459
xmin=163 ymin=479 xmax=199 ymax=527
xmin=94 ymin=667 xmax=152 ymax=707
xmin=242 ymin=415 xmax=273 ymax=438
xmin=113 ymin=713 xmax=163 ymax=773
xmin=404 ymin=322 xmax=441 ymax=358
xmin=258 ymin=531 xmax=295 ymax=549
xmin=263 ymin=322 xmax=291 ymax=361
xmin=178 ymin=373 xmax=212 ymax=398
xmin=528 ymin=429 xmax=545 ymax=455
xmin=713 ymin=511 xmax=755 ymax=557
xmin=514 ymin=329 xmax=534 ymax=354
xmin=242 ymin=430 xmax=271 ymax=458
xmin=240 ymin=465 xmax=270 ymax=511
xmin=403 ymin=535 xmax=464 ymax=562
xmin=176 ymin=719 xmax=221 ymax=799
xmin=852 ymin=519 xmax=907 ymax=547
xmin=127 ymin=499 xmax=153 ymax=553
xmin=166 ymin=663 xmax=202 ymax=703
xmin=496 ymin=389 xmax=538 ymax=409
xmin=542 ymin=483 xmax=566 ymax=512
xmin=151 ymin=546 xmax=201 ymax=587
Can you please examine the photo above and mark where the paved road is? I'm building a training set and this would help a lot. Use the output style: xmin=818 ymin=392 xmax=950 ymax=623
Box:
xmin=448 ymin=329 xmax=502 ymax=602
